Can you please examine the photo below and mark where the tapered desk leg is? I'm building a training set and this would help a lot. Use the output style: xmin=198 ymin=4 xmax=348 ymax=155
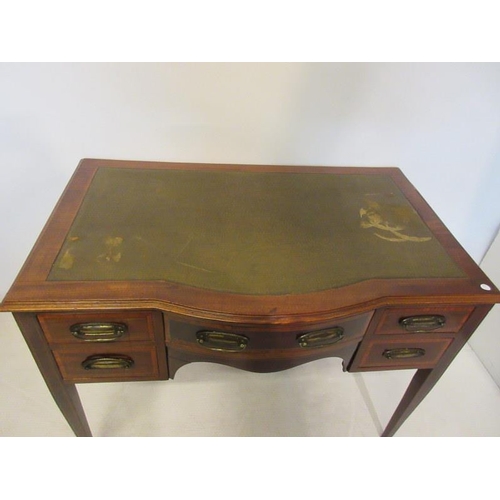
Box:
xmin=382 ymin=305 xmax=492 ymax=437
xmin=13 ymin=313 xmax=92 ymax=437
xmin=382 ymin=368 xmax=437 ymax=436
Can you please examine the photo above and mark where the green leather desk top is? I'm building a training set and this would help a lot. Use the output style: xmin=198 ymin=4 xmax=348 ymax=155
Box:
xmin=48 ymin=167 xmax=465 ymax=295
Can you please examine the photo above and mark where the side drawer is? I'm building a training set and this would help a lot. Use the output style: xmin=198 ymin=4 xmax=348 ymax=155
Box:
xmin=374 ymin=306 xmax=474 ymax=335
xmin=38 ymin=310 xmax=157 ymax=345
xmin=52 ymin=343 xmax=161 ymax=382
xmin=354 ymin=336 xmax=453 ymax=370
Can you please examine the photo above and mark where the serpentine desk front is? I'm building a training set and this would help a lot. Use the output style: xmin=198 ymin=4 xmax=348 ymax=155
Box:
xmin=1 ymin=159 xmax=498 ymax=436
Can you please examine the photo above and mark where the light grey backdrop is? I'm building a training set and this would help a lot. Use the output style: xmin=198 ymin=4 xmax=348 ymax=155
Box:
xmin=1 ymin=63 xmax=499 ymax=438
xmin=1 ymin=63 xmax=500 ymax=298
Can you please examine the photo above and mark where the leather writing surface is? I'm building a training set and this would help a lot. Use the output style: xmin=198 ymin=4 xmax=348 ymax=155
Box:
xmin=48 ymin=167 xmax=465 ymax=294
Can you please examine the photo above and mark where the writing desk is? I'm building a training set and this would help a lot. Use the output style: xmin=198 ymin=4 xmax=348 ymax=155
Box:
xmin=1 ymin=159 xmax=498 ymax=436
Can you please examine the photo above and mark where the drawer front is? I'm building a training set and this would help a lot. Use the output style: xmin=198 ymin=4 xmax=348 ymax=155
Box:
xmin=38 ymin=310 xmax=157 ymax=345
xmin=168 ymin=311 xmax=373 ymax=353
xmin=53 ymin=344 xmax=160 ymax=382
xmin=374 ymin=306 xmax=474 ymax=335
xmin=355 ymin=336 xmax=453 ymax=370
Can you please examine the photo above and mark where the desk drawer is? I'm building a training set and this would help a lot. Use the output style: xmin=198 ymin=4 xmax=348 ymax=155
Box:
xmin=374 ymin=306 xmax=474 ymax=335
xmin=166 ymin=312 xmax=373 ymax=376
xmin=38 ymin=311 xmax=157 ymax=345
xmin=168 ymin=311 xmax=373 ymax=352
xmin=53 ymin=344 xmax=160 ymax=382
xmin=354 ymin=336 xmax=453 ymax=370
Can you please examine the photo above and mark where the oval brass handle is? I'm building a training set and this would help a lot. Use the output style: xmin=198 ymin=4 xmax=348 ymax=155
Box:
xmin=382 ymin=347 xmax=426 ymax=360
xmin=81 ymin=355 xmax=134 ymax=370
xmin=196 ymin=331 xmax=249 ymax=352
xmin=297 ymin=327 xmax=344 ymax=348
xmin=70 ymin=322 xmax=127 ymax=342
xmin=399 ymin=315 xmax=446 ymax=332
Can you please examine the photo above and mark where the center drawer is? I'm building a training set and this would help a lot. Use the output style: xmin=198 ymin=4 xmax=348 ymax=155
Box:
xmin=166 ymin=311 xmax=374 ymax=376
xmin=168 ymin=311 xmax=373 ymax=353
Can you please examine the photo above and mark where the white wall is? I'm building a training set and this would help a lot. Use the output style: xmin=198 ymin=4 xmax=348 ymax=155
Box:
xmin=470 ymin=229 xmax=500 ymax=386
xmin=1 ymin=62 xmax=500 ymax=297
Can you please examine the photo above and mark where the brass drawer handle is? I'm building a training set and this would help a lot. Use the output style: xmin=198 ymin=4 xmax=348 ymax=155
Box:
xmin=82 ymin=354 xmax=135 ymax=370
xmin=383 ymin=347 xmax=426 ymax=360
xmin=297 ymin=327 xmax=344 ymax=348
xmin=196 ymin=331 xmax=248 ymax=352
xmin=70 ymin=322 xmax=127 ymax=342
xmin=399 ymin=315 xmax=446 ymax=332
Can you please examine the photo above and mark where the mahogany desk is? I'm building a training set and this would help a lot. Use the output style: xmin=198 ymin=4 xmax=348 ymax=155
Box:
xmin=1 ymin=159 xmax=499 ymax=436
